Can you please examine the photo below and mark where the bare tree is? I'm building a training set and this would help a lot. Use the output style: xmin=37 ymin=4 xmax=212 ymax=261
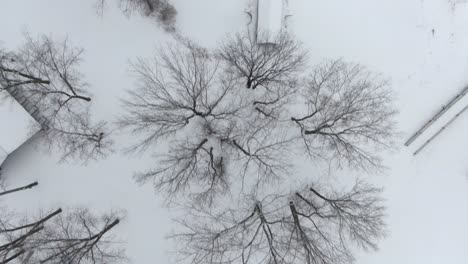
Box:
xmin=0 ymin=34 xmax=113 ymax=162
xmin=0 ymin=182 xmax=38 ymax=197
xmin=97 ymin=0 xmax=177 ymax=32
xmin=21 ymin=208 xmax=125 ymax=264
xmin=251 ymin=80 xmax=298 ymax=120
xmin=117 ymin=34 xmax=395 ymax=263
xmin=218 ymin=31 xmax=307 ymax=90
xmin=172 ymin=180 xmax=385 ymax=264
xmin=291 ymin=60 xmax=396 ymax=170
xmin=0 ymin=208 xmax=63 ymax=263
xmin=0 ymin=208 xmax=126 ymax=264
xmin=0 ymin=181 xmax=126 ymax=264
xmin=0 ymin=181 xmax=40 ymax=264
xmin=0 ymin=182 xmax=53 ymax=263
xmin=120 ymin=34 xmax=397 ymax=206
xmin=120 ymin=40 xmax=293 ymax=204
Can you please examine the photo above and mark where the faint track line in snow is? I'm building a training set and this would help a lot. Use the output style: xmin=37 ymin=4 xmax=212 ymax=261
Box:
xmin=413 ymin=104 xmax=468 ymax=155
xmin=405 ymin=86 xmax=468 ymax=146
xmin=449 ymin=0 xmax=468 ymax=11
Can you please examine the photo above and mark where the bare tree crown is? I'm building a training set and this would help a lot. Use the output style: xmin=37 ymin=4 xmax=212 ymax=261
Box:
xmin=120 ymin=32 xmax=396 ymax=263
xmin=121 ymin=33 xmax=396 ymax=203
xmin=0 ymin=182 xmax=126 ymax=264
xmin=218 ymin=31 xmax=307 ymax=90
xmin=291 ymin=60 xmax=396 ymax=170
xmin=173 ymin=180 xmax=386 ymax=264
xmin=0 ymin=34 xmax=113 ymax=162
xmin=97 ymin=0 xmax=177 ymax=32
xmin=120 ymin=39 xmax=293 ymax=204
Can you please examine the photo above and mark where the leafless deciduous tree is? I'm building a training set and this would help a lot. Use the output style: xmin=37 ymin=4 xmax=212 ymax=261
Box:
xmin=172 ymin=180 xmax=385 ymax=264
xmin=1 ymin=208 xmax=126 ymax=264
xmin=291 ymin=60 xmax=396 ymax=170
xmin=218 ymin=31 xmax=307 ymax=90
xmin=97 ymin=0 xmax=177 ymax=32
xmin=0 ymin=208 xmax=63 ymax=263
xmin=0 ymin=187 xmax=126 ymax=264
xmin=121 ymin=38 xmax=396 ymax=205
xmin=0 ymin=34 xmax=113 ymax=162
xmin=23 ymin=209 xmax=125 ymax=264
xmin=119 ymin=40 xmax=293 ymax=204
xmin=0 ymin=182 xmax=38 ymax=198
xmin=0 ymin=182 xmax=126 ymax=264
xmin=120 ymin=33 xmax=395 ymax=264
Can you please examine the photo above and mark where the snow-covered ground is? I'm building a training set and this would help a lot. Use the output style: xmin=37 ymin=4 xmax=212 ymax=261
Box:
xmin=1 ymin=0 xmax=468 ymax=263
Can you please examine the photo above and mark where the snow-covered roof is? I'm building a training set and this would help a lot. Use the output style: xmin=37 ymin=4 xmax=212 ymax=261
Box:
xmin=0 ymin=146 xmax=7 ymax=165
xmin=0 ymin=94 xmax=41 ymax=164
xmin=257 ymin=0 xmax=290 ymax=44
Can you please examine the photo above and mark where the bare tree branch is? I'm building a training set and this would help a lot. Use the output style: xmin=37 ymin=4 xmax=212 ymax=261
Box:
xmin=173 ymin=180 xmax=386 ymax=264
xmin=291 ymin=59 xmax=396 ymax=170
xmin=121 ymin=39 xmax=294 ymax=204
xmin=0 ymin=208 xmax=126 ymax=264
xmin=0 ymin=182 xmax=38 ymax=197
xmin=0 ymin=34 xmax=113 ymax=162
xmin=0 ymin=209 xmax=62 ymax=263
xmin=96 ymin=0 xmax=177 ymax=32
xmin=218 ymin=31 xmax=307 ymax=90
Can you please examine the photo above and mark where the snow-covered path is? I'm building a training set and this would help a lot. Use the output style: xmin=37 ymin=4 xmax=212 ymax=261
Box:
xmin=1 ymin=0 xmax=468 ymax=263
xmin=409 ymin=87 xmax=468 ymax=156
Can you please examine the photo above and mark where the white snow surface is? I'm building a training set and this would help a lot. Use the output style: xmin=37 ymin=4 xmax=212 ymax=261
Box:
xmin=0 ymin=95 xmax=40 ymax=156
xmin=0 ymin=147 xmax=7 ymax=165
xmin=257 ymin=0 xmax=284 ymax=43
xmin=1 ymin=0 xmax=468 ymax=263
